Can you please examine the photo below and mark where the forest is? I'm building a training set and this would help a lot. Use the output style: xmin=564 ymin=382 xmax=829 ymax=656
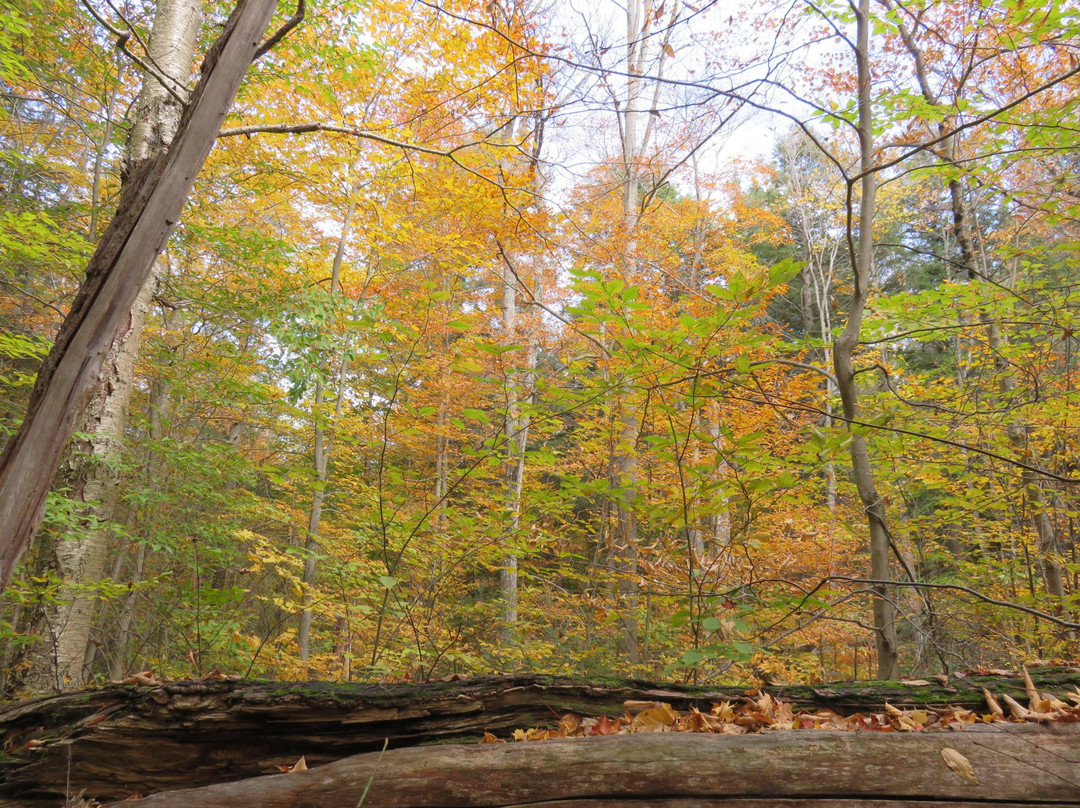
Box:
xmin=0 ymin=0 xmax=1078 ymax=698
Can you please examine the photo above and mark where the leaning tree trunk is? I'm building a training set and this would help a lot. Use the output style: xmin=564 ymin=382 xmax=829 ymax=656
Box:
xmin=22 ymin=0 xmax=203 ymax=694
xmin=0 ymin=0 xmax=278 ymax=615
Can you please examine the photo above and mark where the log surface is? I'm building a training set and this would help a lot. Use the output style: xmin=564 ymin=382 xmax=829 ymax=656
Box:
xmin=107 ymin=725 xmax=1080 ymax=808
xmin=1 ymin=669 xmax=1078 ymax=805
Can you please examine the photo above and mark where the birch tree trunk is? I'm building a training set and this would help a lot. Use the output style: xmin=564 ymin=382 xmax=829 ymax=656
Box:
xmin=25 ymin=0 xmax=202 ymax=693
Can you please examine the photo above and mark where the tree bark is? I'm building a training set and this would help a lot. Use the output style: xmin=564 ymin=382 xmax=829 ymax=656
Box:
xmin=100 ymin=726 xmax=1080 ymax=808
xmin=0 ymin=0 xmax=279 ymax=592
xmin=831 ymin=0 xmax=899 ymax=680
xmin=298 ymin=191 xmax=353 ymax=663
xmin=2 ymin=669 xmax=1078 ymax=805
xmin=23 ymin=0 xmax=202 ymax=694
xmin=886 ymin=0 xmax=1070 ymax=621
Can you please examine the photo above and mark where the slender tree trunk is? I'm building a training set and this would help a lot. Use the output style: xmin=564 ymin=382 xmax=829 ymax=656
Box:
xmin=831 ymin=0 xmax=899 ymax=680
xmin=498 ymin=251 xmax=522 ymax=645
xmin=107 ymin=311 xmax=175 ymax=680
xmin=888 ymin=5 xmax=1070 ymax=610
xmin=298 ymin=195 xmax=354 ymax=662
xmin=24 ymin=0 xmax=201 ymax=693
xmin=608 ymin=0 xmax=650 ymax=667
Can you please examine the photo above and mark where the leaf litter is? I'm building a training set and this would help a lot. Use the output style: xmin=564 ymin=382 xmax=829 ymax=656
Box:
xmin=481 ymin=667 xmax=1080 ymax=743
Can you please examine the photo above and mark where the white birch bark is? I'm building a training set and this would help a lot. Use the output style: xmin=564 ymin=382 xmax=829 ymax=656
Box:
xmin=26 ymin=0 xmax=201 ymax=692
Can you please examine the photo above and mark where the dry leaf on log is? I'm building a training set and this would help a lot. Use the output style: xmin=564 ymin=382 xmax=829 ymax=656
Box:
xmin=940 ymin=747 xmax=978 ymax=783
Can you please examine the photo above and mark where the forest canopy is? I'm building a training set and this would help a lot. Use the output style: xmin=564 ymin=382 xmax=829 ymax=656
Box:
xmin=0 ymin=0 xmax=1078 ymax=695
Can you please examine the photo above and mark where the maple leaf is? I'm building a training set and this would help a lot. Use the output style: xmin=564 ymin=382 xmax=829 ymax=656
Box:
xmin=632 ymin=702 xmax=679 ymax=731
xmin=558 ymin=713 xmax=582 ymax=735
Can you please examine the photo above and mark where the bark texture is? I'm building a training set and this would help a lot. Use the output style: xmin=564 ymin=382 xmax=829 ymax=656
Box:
xmin=23 ymin=0 xmax=202 ymax=694
xmin=831 ymin=0 xmax=898 ymax=679
xmin=1 ymin=669 xmax=1078 ymax=805
xmin=0 ymin=0 xmax=277 ymax=591
xmin=106 ymin=725 xmax=1080 ymax=808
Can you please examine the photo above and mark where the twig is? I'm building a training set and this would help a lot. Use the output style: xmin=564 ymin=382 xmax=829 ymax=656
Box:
xmin=78 ymin=0 xmax=187 ymax=104
xmin=254 ymin=0 xmax=306 ymax=60
xmin=356 ymin=738 xmax=389 ymax=807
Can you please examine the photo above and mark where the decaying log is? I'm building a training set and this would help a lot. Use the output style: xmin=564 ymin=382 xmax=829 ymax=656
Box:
xmin=2 ymin=670 xmax=1078 ymax=805
xmin=107 ymin=725 xmax=1080 ymax=808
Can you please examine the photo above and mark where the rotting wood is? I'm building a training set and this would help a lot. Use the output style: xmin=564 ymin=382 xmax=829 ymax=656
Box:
xmin=0 ymin=0 xmax=278 ymax=590
xmin=1 ymin=670 xmax=1078 ymax=805
xmin=100 ymin=725 xmax=1080 ymax=808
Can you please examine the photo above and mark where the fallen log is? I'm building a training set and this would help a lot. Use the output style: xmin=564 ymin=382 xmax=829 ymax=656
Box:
xmin=107 ymin=725 xmax=1080 ymax=808
xmin=1 ymin=669 xmax=1078 ymax=805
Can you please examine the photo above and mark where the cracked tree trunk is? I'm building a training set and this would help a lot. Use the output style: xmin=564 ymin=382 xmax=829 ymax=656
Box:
xmin=0 ymin=0 xmax=278 ymax=625
xmin=22 ymin=0 xmax=202 ymax=694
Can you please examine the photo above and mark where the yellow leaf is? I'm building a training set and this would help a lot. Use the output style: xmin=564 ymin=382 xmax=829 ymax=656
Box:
xmin=940 ymin=748 xmax=978 ymax=784
xmin=633 ymin=702 xmax=679 ymax=730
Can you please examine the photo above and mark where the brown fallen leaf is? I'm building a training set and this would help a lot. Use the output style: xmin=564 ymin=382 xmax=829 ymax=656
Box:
xmin=277 ymin=756 xmax=307 ymax=773
xmin=124 ymin=671 xmax=161 ymax=687
xmin=1000 ymin=693 xmax=1053 ymax=722
xmin=1021 ymin=667 xmax=1052 ymax=713
xmin=633 ymin=702 xmax=679 ymax=731
xmin=982 ymin=688 xmax=1006 ymax=721
xmin=941 ymin=747 xmax=978 ymax=784
xmin=590 ymin=715 xmax=619 ymax=736
xmin=558 ymin=713 xmax=582 ymax=735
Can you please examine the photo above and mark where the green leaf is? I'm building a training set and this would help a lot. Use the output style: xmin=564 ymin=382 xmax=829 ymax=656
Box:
xmin=701 ymin=616 xmax=724 ymax=632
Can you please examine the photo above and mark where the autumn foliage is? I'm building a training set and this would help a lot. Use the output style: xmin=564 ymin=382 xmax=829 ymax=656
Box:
xmin=0 ymin=0 xmax=1077 ymax=693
